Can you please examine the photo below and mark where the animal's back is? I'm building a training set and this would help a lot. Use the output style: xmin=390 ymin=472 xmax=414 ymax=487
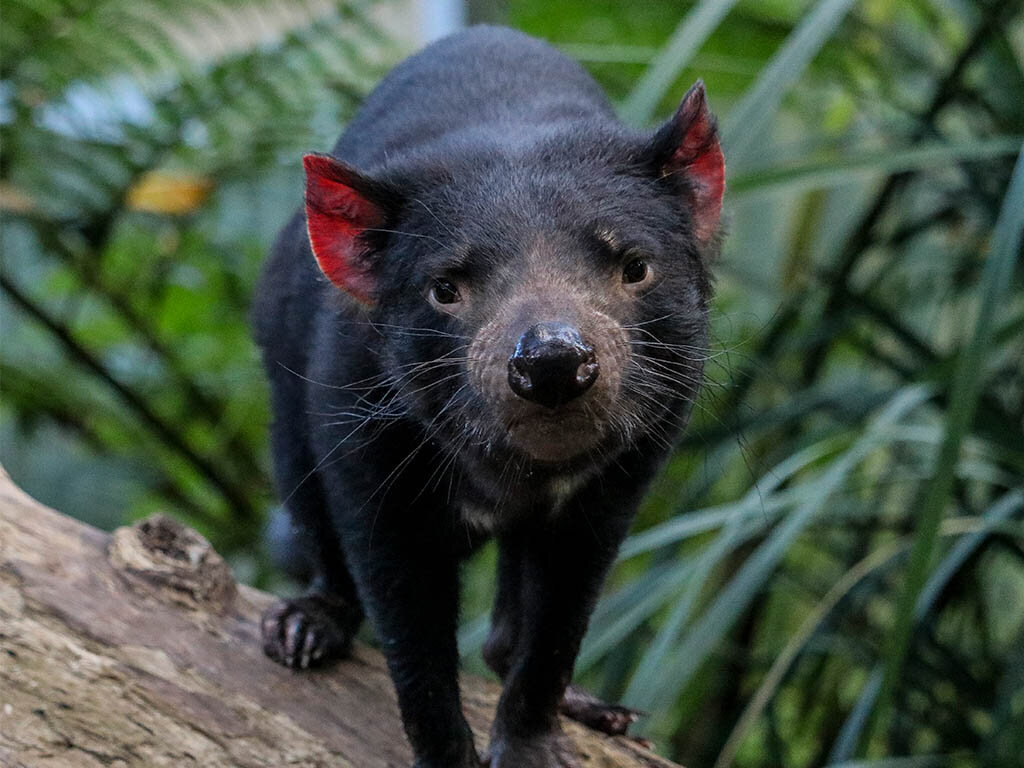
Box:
xmin=331 ymin=25 xmax=615 ymax=173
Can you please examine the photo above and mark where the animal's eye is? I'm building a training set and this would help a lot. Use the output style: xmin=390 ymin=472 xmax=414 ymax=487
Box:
xmin=430 ymin=278 xmax=462 ymax=305
xmin=622 ymin=258 xmax=649 ymax=285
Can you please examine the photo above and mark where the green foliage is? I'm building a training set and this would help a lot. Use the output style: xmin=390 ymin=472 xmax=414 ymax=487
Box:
xmin=2 ymin=1 xmax=1023 ymax=766
xmin=1 ymin=0 xmax=393 ymax=558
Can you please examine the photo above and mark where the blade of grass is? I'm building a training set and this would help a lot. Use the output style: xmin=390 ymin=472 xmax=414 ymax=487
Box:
xmin=860 ymin=144 xmax=1024 ymax=755
xmin=831 ymin=488 xmax=1024 ymax=762
xmin=625 ymin=385 xmax=933 ymax=716
xmin=620 ymin=435 xmax=845 ymax=558
xmin=620 ymin=0 xmax=740 ymax=124
xmin=729 ymin=137 xmax=1024 ymax=197
xmin=722 ymin=0 xmax=858 ymax=167
xmin=715 ymin=540 xmax=908 ymax=768
xmin=716 ymin=494 xmax=1023 ymax=768
xmin=457 ymin=613 xmax=490 ymax=658
xmin=831 ymin=669 xmax=884 ymax=763
xmin=576 ymin=559 xmax=695 ymax=669
xmin=624 ymin=511 xmax=749 ymax=704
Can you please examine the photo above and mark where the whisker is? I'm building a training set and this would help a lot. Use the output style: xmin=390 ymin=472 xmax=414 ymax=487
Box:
xmin=411 ymin=197 xmax=461 ymax=241
xmin=364 ymin=383 xmax=473 ymax=541
xmin=360 ymin=227 xmax=448 ymax=250
xmin=363 ymin=321 xmax=472 ymax=340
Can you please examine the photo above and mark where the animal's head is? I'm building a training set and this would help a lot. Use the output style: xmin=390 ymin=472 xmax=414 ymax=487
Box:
xmin=304 ymin=82 xmax=724 ymax=467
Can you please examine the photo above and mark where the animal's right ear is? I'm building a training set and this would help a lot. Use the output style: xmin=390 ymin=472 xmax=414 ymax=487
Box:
xmin=303 ymin=154 xmax=395 ymax=304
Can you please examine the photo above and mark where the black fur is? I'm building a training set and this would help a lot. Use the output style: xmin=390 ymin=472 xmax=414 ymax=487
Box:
xmin=253 ymin=26 xmax=717 ymax=768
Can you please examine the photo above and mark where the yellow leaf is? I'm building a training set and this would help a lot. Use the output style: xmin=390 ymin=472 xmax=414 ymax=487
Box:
xmin=127 ymin=171 xmax=212 ymax=215
xmin=0 ymin=183 xmax=37 ymax=213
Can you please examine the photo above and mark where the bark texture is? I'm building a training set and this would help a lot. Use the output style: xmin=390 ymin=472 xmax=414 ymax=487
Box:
xmin=0 ymin=468 xmax=680 ymax=768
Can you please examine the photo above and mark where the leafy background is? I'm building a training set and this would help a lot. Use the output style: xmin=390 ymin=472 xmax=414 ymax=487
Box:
xmin=2 ymin=1 xmax=1022 ymax=767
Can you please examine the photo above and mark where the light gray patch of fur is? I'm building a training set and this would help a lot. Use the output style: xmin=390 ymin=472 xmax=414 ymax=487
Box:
xmin=593 ymin=225 xmax=621 ymax=254
xmin=548 ymin=468 xmax=596 ymax=517
xmin=461 ymin=501 xmax=497 ymax=533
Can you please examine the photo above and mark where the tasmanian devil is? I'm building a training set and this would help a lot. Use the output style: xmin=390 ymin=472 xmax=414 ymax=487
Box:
xmin=253 ymin=24 xmax=724 ymax=768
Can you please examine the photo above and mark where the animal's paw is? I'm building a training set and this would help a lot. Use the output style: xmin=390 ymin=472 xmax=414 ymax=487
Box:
xmin=261 ymin=594 xmax=360 ymax=669
xmin=485 ymin=729 xmax=582 ymax=768
xmin=560 ymin=684 xmax=644 ymax=736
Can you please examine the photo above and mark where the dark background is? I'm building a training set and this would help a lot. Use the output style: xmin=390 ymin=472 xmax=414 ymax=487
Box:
xmin=2 ymin=1 xmax=1023 ymax=766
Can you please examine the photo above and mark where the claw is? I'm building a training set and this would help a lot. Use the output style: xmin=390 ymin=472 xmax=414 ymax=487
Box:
xmin=300 ymin=628 xmax=318 ymax=669
xmin=284 ymin=612 xmax=304 ymax=665
xmin=260 ymin=594 xmax=362 ymax=670
xmin=559 ymin=684 xmax=645 ymax=737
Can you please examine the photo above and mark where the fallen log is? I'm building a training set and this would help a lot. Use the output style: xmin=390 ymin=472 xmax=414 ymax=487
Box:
xmin=0 ymin=468 xmax=680 ymax=768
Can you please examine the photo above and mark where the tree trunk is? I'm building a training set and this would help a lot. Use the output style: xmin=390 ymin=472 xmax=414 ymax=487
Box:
xmin=0 ymin=468 xmax=680 ymax=768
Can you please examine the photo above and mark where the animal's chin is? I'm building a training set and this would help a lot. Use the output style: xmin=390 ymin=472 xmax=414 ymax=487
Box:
xmin=503 ymin=407 xmax=606 ymax=463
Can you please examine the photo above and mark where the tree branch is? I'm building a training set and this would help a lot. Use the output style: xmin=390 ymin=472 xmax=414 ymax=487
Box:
xmin=0 ymin=468 xmax=680 ymax=768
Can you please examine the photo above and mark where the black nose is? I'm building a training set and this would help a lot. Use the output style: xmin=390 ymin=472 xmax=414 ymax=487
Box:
xmin=507 ymin=322 xmax=600 ymax=408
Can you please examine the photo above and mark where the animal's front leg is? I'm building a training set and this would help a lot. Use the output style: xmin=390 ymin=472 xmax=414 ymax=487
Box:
xmin=342 ymin=511 xmax=480 ymax=768
xmin=486 ymin=508 xmax=633 ymax=768
xmin=484 ymin=537 xmax=643 ymax=738
xmin=482 ymin=535 xmax=524 ymax=680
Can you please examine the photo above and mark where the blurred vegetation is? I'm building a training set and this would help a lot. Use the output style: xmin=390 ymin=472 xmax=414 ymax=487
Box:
xmin=1 ymin=1 xmax=1023 ymax=767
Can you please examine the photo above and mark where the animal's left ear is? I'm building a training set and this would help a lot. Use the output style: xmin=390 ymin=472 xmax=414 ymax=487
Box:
xmin=646 ymin=80 xmax=725 ymax=246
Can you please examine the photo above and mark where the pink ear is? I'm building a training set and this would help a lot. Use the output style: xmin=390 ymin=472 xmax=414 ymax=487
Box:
xmin=303 ymin=154 xmax=384 ymax=304
xmin=663 ymin=81 xmax=725 ymax=245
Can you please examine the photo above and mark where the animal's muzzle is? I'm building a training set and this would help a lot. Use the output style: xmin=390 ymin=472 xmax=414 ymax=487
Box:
xmin=507 ymin=321 xmax=600 ymax=409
